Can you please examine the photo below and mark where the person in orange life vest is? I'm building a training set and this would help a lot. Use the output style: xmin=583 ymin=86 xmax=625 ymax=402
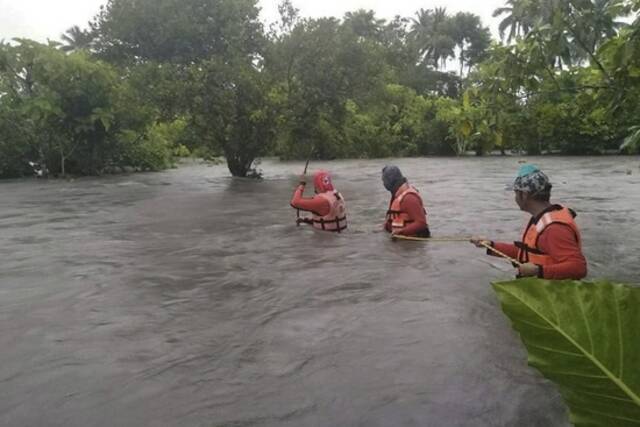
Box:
xmin=290 ymin=170 xmax=347 ymax=232
xmin=382 ymin=165 xmax=430 ymax=237
xmin=471 ymin=165 xmax=587 ymax=279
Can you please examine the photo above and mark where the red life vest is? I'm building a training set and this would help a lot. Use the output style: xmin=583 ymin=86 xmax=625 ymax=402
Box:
xmin=311 ymin=191 xmax=347 ymax=232
xmin=516 ymin=206 xmax=581 ymax=266
xmin=385 ymin=183 xmax=427 ymax=232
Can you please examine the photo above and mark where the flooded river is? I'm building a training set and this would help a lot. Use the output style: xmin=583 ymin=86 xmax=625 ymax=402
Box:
xmin=1 ymin=156 xmax=639 ymax=426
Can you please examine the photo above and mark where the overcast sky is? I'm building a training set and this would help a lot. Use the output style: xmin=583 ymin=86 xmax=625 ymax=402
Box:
xmin=0 ymin=0 xmax=506 ymax=43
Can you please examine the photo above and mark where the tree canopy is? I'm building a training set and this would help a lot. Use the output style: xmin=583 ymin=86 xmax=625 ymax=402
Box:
xmin=1 ymin=0 xmax=639 ymax=178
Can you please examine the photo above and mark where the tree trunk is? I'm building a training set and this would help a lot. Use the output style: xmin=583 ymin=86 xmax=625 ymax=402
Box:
xmin=60 ymin=148 xmax=66 ymax=178
xmin=455 ymin=136 xmax=466 ymax=156
xmin=459 ymin=46 xmax=465 ymax=83
xmin=226 ymin=155 xmax=251 ymax=177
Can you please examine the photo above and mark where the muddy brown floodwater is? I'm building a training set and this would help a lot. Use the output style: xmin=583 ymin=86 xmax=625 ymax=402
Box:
xmin=1 ymin=156 xmax=639 ymax=426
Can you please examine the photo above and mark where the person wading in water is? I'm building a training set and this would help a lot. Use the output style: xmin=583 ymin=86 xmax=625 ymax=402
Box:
xmin=471 ymin=165 xmax=587 ymax=279
xmin=382 ymin=165 xmax=431 ymax=238
xmin=290 ymin=170 xmax=347 ymax=233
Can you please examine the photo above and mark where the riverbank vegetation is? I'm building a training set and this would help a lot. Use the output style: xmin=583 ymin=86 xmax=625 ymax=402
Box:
xmin=1 ymin=0 xmax=639 ymax=178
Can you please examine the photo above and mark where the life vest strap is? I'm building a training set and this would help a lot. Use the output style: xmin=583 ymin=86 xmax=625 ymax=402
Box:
xmin=312 ymin=216 xmax=347 ymax=225
xmin=514 ymin=240 xmax=546 ymax=255
xmin=304 ymin=216 xmax=347 ymax=233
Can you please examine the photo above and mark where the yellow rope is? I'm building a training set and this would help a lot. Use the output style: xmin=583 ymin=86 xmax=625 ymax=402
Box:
xmin=391 ymin=235 xmax=471 ymax=242
xmin=479 ymin=241 xmax=522 ymax=266
xmin=391 ymin=235 xmax=523 ymax=267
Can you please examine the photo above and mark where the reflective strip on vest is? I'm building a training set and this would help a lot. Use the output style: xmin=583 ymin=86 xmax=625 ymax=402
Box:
xmin=385 ymin=184 xmax=426 ymax=231
xmin=517 ymin=207 xmax=581 ymax=265
xmin=312 ymin=191 xmax=347 ymax=232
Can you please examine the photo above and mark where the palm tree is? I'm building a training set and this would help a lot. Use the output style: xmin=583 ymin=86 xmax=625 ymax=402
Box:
xmin=430 ymin=7 xmax=455 ymax=68
xmin=409 ymin=7 xmax=455 ymax=69
xmin=432 ymin=7 xmax=449 ymax=25
xmin=572 ymin=0 xmax=629 ymax=56
xmin=409 ymin=8 xmax=434 ymax=64
xmin=409 ymin=8 xmax=433 ymax=41
xmin=493 ymin=0 xmax=629 ymax=79
xmin=343 ymin=9 xmax=385 ymax=41
xmin=60 ymin=26 xmax=94 ymax=52
xmin=451 ymin=12 xmax=491 ymax=78
xmin=493 ymin=0 xmax=532 ymax=42
xmin=493 ymin=0 xmax=559 ymax=42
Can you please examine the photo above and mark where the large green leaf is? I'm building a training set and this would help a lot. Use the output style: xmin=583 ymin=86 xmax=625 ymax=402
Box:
xmin=492 ymin=279 xmax=640 ymax=426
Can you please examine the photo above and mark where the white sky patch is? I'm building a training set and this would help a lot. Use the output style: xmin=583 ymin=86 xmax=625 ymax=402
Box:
xmin=0 ymin=0 xmax=506 ymax=43
xmin=0 ymin=0 xmax=105 ymax=42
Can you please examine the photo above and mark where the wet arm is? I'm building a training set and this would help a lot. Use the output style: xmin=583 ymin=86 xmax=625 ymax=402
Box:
xmin=489 ymin=242 xmax=519 ymax=259
xmin=290 ymin=185 xmax=331 ymax=216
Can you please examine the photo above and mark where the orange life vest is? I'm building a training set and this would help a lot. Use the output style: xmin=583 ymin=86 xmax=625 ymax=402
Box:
xmin=385 ymin=184 xmax=427 ymax=232
xmin=516 ymin=206 xmax=581 ymax=266
xmin=311 ymin=191 xmax=347 ymax=232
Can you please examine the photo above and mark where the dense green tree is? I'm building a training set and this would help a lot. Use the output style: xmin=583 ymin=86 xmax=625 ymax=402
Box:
xmin=2 ymin=0 xmax=640 ymax=180
xmin=89 ymin=0 xmax=275 ymax=176
xmin=186 ymin=61 xmax=276 ymax=176
xmin=0 ymin=40 xmax=175 ymax=177
xmin=266 ymin=15 xmax=388 ymax=159
xmin=91 ymin=0 xmax=264 ymax=64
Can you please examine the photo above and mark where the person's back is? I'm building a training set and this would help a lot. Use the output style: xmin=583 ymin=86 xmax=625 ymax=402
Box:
xmin=290 ymin=170 xmax=347 ymax=232
xmin=382 ymin=166 xmax=430 ymax=238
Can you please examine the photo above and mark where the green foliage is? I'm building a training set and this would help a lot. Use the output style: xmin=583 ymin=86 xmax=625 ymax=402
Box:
xmin=118 ymin=127 xmax=173 ymax=171
xmin=409 ymin=7 xmax=456 ymax=70
xmin=266 ymin=15 xmax=389 ymax=160
xmin=0 ymin=40 xmax=169 ymax=177
xmin=119 ymin=119 xmax=188 ymax=171
xmin=91 ymin=0 xmax=264 ymax=64
xmin=434 ymin=89 xmax=500 ymax=155
xmin=466 ymin=1 xmax=640 ymax=156
xmin=60 ymin=25 xmax=95 ymax=53
xmin=621 ymin=126 xmax=640 ymax=153
xmin=493 ymin=278 xmax=640 ymax=427
xmin=2 ymin=0 xmax=640 ymax=179
xmin=0 ymin=103 xmax=34 ymax=178
xmin=90 ymin=0 xmax=272 ymax=177
xmin=173 ymin=144 xmax=191 ymax=158
xmin=222 ymin=66 xmax=278 ymax=177
xmin=342 ymin=85 xmax=451 ymax=158
xmin=450 ymin=12 xmax=492 ymax=78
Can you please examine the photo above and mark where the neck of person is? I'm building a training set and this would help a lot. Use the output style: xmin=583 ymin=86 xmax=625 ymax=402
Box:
xmin=391 ymin=180 xmax=407 ymax=196
xmin=526 ymin=200 xmax=553 ymax=218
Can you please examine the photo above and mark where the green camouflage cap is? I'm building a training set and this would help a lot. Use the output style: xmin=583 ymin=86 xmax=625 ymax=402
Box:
xmin=509 ymin=165 xmax=551 ymax=194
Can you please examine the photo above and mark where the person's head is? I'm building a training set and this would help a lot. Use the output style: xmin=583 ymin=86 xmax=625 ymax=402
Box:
xmin=381 ymin=165 xmax=407 ymax=194
xmin=511 ymin=165 xmax=552 ymax=212
xmin=313 ymin=170 xmax=334 ymax=193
